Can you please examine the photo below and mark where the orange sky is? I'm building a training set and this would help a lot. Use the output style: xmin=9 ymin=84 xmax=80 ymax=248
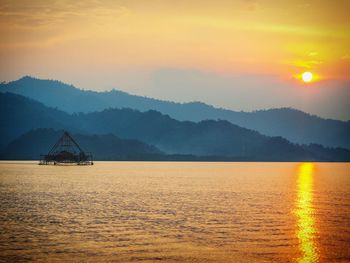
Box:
xmin=0 ymin=0 xmax=349 ymax=119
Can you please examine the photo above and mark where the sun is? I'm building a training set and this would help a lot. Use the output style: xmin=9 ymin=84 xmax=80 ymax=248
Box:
xmin=302 ymin=72 xmax=313 ymax=83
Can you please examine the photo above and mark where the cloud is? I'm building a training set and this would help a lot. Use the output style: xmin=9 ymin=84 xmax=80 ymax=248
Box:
xmin=291 ymin=60 xmax=323 ymax=69
xmin=0 ymin=0 xmax=130 ymax=28
xmin=307 ymin=51 xmax=318 ymax=57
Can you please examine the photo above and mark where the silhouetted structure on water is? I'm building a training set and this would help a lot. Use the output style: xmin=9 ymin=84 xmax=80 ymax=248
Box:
xmin=39 ymin=131 xmax=93 ymax=165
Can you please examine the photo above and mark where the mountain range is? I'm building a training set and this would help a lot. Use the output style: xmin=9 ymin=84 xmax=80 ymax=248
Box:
xmin=1 ymin=92 xmax=349 ymax=161
xmin=1 ymin=76 xmax=349 ymax=149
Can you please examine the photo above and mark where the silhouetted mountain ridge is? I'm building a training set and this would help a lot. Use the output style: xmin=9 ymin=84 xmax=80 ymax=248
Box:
xmin=1 ymin=92 xmax=349 ymax=161
xmin=1 ymin=76 xmax=349 ymax=149
xmin=0 ymin=92 xmax=74 ymax=149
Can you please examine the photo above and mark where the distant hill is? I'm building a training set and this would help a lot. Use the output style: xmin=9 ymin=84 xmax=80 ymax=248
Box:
xmin=0 ymin=92 xmax=73 ymax=149
xmin=1 ymin=92 xmax=349 ymax=161
xmin=0 ymin=129 xmax=161 ymax=160
xmin=71 ymin=108 xmax=350 ymax=161
xmin=1 ymin=76 xmax=349 ymax=149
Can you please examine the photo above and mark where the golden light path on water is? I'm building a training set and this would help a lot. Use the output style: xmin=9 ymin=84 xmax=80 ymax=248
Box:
xmin=295 ymin=163 xmax=319 ymax=263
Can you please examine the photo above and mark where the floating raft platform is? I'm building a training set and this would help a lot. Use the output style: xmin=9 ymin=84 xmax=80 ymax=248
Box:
xmin=39 ymin=131 xmax=93 ymax=165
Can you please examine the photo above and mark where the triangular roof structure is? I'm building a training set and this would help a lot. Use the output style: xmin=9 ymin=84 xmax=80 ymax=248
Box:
xmin=40 ymin=131 xmax=93 ymax=165
xmin=48 ymin=131 xmax=84 ymax=155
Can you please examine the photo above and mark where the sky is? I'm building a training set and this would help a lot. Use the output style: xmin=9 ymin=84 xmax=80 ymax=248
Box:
xmin=0 ymin=0 xmax=349 ymax=120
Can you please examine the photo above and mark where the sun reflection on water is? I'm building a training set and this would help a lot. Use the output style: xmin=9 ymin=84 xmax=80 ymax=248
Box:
xmin=295 ymin=163 xmax=319 ymax=263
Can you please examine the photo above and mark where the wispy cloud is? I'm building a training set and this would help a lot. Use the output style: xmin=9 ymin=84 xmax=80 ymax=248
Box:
xmin=0 ymin=0 xmax=130 ymax=28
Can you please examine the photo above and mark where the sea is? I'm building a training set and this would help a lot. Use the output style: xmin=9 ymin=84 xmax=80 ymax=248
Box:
xmin=0 ymin=161 xmax=349 ymax=262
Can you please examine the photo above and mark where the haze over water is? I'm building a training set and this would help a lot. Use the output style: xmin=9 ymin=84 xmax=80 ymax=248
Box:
xmin=0 ymin=162 xmax=349 ymax=262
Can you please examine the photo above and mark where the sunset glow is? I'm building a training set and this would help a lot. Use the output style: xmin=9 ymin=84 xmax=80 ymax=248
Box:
xmin=0 ymin=0 xmax=349 ymax=119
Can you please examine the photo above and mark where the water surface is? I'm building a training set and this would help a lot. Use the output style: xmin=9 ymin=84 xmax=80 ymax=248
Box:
xmin=0 ymin=161 xmax=349 ymax=262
